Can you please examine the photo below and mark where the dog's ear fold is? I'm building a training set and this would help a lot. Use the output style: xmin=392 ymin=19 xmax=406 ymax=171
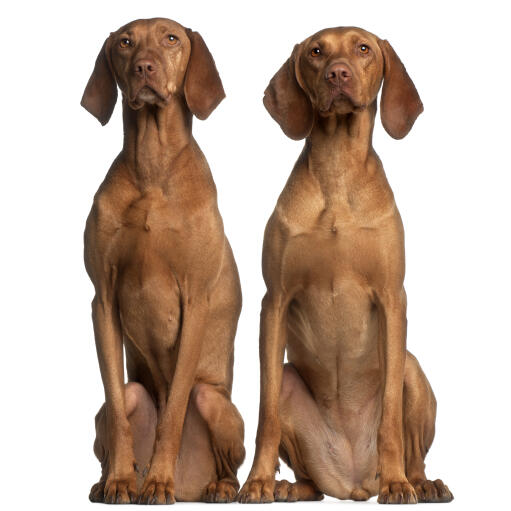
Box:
xmin=263 ymin=45 xmax=313 ymax=140
xmin=378 ymin=39 xmax=423 ymax=139
xmin=81 ymin=37 xmax=118 ymax=126
xmin=184 ymin=29 xmax=225 ymax=120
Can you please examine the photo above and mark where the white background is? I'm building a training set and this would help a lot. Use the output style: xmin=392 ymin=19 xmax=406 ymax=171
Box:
xmin=1 ymin=0 xmax=510 ymax=509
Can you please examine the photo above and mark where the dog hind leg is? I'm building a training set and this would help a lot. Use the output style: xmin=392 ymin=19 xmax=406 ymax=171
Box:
xmin=89 ymin=382 xmax=157 ymax=502
xmin=192 ymin=383 xmax=246 ymax=503
xmin=403 ymin=353 xmax=453 ymax=503
xmin=276 ymin=363 xmax=359 ymax=501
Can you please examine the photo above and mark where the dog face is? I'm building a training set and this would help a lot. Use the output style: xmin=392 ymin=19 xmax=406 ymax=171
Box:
xmin=264 ymin=27 xmax=423 ymax=140
xmin=81 ymin=18 xmax=225 ymax=125
xmin=110 ymin=18 xmax=191 ymax=111
xmin=298 ymin=27 xmax=384 ymax=115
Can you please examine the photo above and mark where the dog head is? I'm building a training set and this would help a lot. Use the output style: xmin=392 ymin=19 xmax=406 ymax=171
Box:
xmin=81 ymin=18 xmax=225 ymax=125
xmin=264 ymin=27 xmax=423 ymax=140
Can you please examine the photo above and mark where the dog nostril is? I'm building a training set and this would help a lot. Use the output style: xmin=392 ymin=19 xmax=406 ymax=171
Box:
xmin=326 ymin=66 xmax=352 ymax=83
xmin=134 ymin=60 xmax=156 ymax=76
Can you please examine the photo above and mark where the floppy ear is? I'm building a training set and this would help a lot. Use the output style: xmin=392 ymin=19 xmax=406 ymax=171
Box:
xmin=81 ymin=38 xmax=118 ymax=126
xmin=184 ymin=29 xmax=225 ymax=120
xmin=378 ymin=39 xmax=423 ymax=139
xmin=263 ymin=45 xmax=313 ymax=140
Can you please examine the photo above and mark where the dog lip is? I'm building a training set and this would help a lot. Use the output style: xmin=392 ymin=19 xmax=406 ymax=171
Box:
xmin=131 ymin=84 xmax=170 ymax=103
xmin=319 ymin=91 xmax=348 ymax=112
xmin=332 ymin=87 xmax=353 ymax=100
xmin=319 ymin=89 xmax=364 ymax=113
xmin=137 ymin=85 xmax=158 ymax=99
xmin=127 ymin=84 xmax=171 ymax=110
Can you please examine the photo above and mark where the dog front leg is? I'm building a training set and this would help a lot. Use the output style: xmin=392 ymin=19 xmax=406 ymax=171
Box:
xmin=139 ymin=298 xmax=207 ymax=505
xmin=238 ymin=292 xmax=288 ymax=503
xmin=91 ymin=294 xmax=137 ymax=504
xmin=376 ymin=288 xmax=417 ymax=504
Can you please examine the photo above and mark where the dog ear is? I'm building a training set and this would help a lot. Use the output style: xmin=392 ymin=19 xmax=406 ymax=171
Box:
xmin=378 ymin=39 xmax=423 ymax=139
xmin=81 ymin=37 xmax=118 ymax=126
xmin=184 ymin=30 xmax=225 ymax=120
xmin=263 ymin=45 xmax=313 ymax=140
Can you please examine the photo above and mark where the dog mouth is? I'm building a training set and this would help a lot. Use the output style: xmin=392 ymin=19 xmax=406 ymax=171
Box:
xmin=319 ymin=88 xmax=365 ymax=114
xmin=137 ymin=86 xmax=161 ymax=103
xmin=128 ymin=85 xmax=170 ymax=109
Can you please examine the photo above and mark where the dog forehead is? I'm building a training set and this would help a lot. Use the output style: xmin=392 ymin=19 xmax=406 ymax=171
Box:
xmin=113 ymin=18 xmax=187 ymax=39
xmin=305 ymin=26 xmax=379 ymax=50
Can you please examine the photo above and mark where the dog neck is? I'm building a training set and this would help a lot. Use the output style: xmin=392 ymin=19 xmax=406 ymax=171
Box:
xmin=306 ymin=101 xmax=378 ymax=206
xmin=121 ymin=96 xmax=193 ymax=187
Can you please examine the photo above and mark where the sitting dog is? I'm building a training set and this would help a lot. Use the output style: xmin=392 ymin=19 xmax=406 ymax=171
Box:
xmin=239 ymin=27 xmax=453 ymax=504
xmin=81 ymin=18 xmax=245 ymax=504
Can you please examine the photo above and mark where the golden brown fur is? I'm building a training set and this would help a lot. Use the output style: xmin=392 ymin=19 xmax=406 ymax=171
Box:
xmin=81 ymin=18 xmax=244 ymax=504
xmin=239 ymin=27 xmax=453 ymax=505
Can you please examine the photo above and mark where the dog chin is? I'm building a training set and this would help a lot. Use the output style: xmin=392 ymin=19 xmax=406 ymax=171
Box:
xmin=137 ymin=87 xmax=160 ymax=104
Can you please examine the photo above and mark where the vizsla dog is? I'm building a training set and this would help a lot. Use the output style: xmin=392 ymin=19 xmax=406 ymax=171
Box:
xmin=81 ymin=18 xmax=245 ymax=504
xmin=239 ymin=27 xmax=453 ymax=504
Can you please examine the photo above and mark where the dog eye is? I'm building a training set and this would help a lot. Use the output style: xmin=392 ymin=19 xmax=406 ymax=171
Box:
xmin=359 ymin=44 xmax=370 ymax=54
xmin=120 ymin=38 xmax=131 ymax=48
xmin=311 ymin=47 xmax=321 ymax=57
xmin=168 ymin=34 xmax=178 ymax=45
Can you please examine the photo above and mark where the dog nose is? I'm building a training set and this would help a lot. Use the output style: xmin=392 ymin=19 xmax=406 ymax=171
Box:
xmin=134 ymin=59 xmax=157 ymax=77
xmin=325 ymin=63 xmax=352 ymax=84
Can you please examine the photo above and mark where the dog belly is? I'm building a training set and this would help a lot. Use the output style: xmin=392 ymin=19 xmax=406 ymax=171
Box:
xmin=284 ymin=282 xmax=381 ymax=496
xmin=287 ymin=279 xmax=378 ymax=365
xmin=280 ymin=363 xmax=380 ymax=499
xmin=298 ymin=405 xmax=379 ymax=499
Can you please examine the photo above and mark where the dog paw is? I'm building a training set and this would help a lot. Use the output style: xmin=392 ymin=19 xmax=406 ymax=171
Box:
xmin=90 ymin=475 xmax=137 ymax=504
xmin=238 ymin=478 xmax=275 ymax=503
xmin=413 ymin=479 xmax=454 ymax=503
xmin=274 ymin=479 xmax=324 ymax=502
xmin=89 ymin=481 xmax=106 ymax=503
xmin=378 ymin=480 xmax=417 ymax=504
xmin=350 ymin=488 xmax=371 ymax=501
xmin=138 ymin=476 xmax=175 ymax=505
xmin=202 ymin=480 xmax=238 ymax=503
xmin=274 ymin=480 xmax=298 ymax=502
